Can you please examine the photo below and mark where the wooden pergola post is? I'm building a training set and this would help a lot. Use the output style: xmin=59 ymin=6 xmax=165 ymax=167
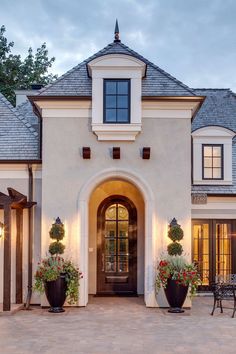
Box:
xmin=0 ymin=188 xmax=36 ymax=311
xmin=16 ymin=208 xmax=23 ymax=304
xmin=3 ymin=202 xmax=12 ymax=311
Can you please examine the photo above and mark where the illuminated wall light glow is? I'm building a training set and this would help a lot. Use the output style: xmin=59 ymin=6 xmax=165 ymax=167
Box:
xmin=0 ymin=222 xmax=4 ymax=238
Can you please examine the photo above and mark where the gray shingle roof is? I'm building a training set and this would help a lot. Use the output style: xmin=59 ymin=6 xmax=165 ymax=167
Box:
xmin=192 ymin=89 xmax=236 ymax=132
xmin=0 ymin=93 xmax=39 ymax=160
xmin=192 ymin=88 xmax=236 ymax=195
xmin=38 ymin=41 xmax=196 ymax=97
xmin=16 ymin=100 xmax=40 ymax=135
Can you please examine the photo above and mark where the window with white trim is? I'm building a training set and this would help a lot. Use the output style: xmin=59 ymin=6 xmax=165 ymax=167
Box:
xmin=104 ymin=79 xmax=130 ymax=123
xmin=202 ymin=144 xmax=223 ymax=180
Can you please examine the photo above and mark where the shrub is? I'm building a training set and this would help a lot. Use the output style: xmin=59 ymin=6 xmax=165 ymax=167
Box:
xmin=168 ymin=225 xmax=184 ymax=242
xmin=49 ymin=241 xmax=65 ymax=255
xmin=49 ymin=218 xmax=65 ymax=256
xmin=49 ymin=223 xmax=65 ymax=241
xmin=167 ymin=242 xmax=183 ymax=256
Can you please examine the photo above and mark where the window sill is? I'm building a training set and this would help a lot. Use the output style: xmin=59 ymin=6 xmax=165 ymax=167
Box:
xmin=92 ymin=123 xmax=142 ymax=141
xmin=193 ymin=180 xmax=232 ymax=185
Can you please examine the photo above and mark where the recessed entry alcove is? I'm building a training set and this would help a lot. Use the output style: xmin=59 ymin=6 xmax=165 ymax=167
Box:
xmin=88 ymin=179 xmax=144 ymax=296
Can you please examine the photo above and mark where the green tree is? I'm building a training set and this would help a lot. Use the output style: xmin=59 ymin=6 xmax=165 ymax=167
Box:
xmin=0 ymin=25 xmax=57 ymax=105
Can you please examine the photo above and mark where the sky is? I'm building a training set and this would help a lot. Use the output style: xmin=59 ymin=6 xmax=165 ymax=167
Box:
xmin=1 ymin=0 xmax=236 ymax=91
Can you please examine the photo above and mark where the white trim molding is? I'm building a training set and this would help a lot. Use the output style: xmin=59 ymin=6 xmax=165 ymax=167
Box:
xmin=91 ymin=123 xmax=142 ymax=141
xmin=192 ymin=126 xmax=235 ymax=185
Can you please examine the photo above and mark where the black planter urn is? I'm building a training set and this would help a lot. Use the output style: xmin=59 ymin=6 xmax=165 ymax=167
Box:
xmin=164 ymin=278 xmax=189 ymax=313
xmin=44 ymin=274 xmax=67 ymax=313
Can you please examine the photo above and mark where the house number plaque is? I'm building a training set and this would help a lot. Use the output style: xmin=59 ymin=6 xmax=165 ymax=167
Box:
xmin=191 ymin=193 xmax=207 ymax=205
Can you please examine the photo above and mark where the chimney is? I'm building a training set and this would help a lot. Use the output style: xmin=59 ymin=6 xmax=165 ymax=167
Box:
xmin=14 ymin=84 xmax=44 ymax=106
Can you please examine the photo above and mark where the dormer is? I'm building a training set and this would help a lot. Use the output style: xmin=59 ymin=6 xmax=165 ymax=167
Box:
xmin=87 ymin=54 xmax=146 ymax=141
xmin=192 ymin=126 xmax=235 ymax=185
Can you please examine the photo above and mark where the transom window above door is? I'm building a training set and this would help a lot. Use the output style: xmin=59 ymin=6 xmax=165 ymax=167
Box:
xmin=202 ymin=144 xmax=223 ymax=180
xmin=104 ymin=79 xmax=130 ymax=123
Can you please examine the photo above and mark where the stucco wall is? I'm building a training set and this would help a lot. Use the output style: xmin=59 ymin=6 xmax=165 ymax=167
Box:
xmin=40 ymin=102 xmax=192 ymax=306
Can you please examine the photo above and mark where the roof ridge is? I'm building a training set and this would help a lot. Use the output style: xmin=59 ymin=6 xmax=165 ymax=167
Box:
xmin=0 ymin=92 xmax=38 ymax=137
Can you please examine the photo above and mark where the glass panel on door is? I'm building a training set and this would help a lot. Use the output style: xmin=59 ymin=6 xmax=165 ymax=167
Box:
xmin=215 ymin=223 xmax=232 ymax=277
xmin=104 ymin=203 xmax=129 ymax=273
xmin=193 ymin=223 xmax=210 ymax=286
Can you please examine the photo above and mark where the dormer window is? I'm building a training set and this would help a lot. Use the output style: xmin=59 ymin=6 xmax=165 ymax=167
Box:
xmin=192 ymin=126 xmax=234 ymax=185
xmin=104 ymin=79 xmax=130 ymax=123
xmin=87 ymin=53 xmax=146 ymax=140
xmin=202 ymin=144 xmax=223 ymax=180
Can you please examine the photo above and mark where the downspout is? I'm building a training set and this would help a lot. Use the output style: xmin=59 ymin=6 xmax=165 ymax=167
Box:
xmin=25 ymin=164 xmax=33 ymax=309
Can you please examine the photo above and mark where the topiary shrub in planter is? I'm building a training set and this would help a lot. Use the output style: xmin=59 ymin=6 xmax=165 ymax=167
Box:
xmin=34 ymin=217 xmax=83 ymax=313
xmin=167 ymin=242 xmax=183 ymax=256
xmin=156 ymin=218 xmax=201 ymax=313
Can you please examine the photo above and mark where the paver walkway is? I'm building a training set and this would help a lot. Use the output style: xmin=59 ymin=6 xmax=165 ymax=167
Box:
xmin=0 ymin=296 xmax=235 ymax=354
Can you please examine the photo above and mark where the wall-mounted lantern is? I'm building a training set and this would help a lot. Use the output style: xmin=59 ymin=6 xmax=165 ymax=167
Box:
xmin=0 ymin=222 xmax=4 ymax=238
xmin=169 ymin=218 xmax=180 ymax=228
xmin=142 ymin=147 xmax=151 ymax=159
xmin=112 ymin=147 xmax=120 ymax=159
xmin=82 ymin=147 xmax=91 ymax=159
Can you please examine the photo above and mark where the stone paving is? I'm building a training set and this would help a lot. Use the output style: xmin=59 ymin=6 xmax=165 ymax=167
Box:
xmin=0 ymin=296 xmax=236 ymax=354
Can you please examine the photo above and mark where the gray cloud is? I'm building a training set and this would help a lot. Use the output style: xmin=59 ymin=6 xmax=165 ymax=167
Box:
xmin=1 ymin=0 xmax=236 ymax=90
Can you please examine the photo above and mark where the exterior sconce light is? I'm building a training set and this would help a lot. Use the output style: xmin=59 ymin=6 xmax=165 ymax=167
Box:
xmin=142 ymin=147 xmax=151 ymax=159
xmin=82 ymin=147 xmax=91 ymax=159
xmin=112 ymin=147 xmax=120 ymax=159
xmin=55 ymin=217 xmax=63 ymax=225
xmin=0 ymin=222 xmax=4 ymax=238
xmin=169 ymin=218 xmax=179 ymax=228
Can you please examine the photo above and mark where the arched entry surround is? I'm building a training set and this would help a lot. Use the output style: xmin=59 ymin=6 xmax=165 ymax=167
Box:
xmin=77 ymin=168 xmax=156 ymax=307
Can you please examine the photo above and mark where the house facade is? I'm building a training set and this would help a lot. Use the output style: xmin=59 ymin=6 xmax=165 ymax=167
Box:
xmin=0 ymin=27 xmax=236 ymax=308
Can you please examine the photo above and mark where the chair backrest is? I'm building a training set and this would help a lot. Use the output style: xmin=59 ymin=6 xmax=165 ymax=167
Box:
xmin=215 ymin=274 xmax=236 ymax=284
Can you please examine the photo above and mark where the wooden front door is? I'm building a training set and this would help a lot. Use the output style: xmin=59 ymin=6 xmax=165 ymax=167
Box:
xmin=97 ymin=196 xmax=137 ymax=295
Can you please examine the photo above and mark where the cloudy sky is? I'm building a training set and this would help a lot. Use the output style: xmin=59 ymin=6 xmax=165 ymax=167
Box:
xmin=1 ymin=0 xmax=236 ymax=90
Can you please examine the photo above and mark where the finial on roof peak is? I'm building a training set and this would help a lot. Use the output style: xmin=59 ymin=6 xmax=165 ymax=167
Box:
xmin=114 ymin=19 xmax=121 ymax=43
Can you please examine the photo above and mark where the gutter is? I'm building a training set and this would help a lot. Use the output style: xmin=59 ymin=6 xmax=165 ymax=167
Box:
xmin=25 ymin=164 xmax=33 ymax=309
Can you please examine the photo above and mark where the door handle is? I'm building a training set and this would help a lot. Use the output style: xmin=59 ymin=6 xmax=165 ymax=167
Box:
xmin=102 ymin=253 xmax=105 ymax=272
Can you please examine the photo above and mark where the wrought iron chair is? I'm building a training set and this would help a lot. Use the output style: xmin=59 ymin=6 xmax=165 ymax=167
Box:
xmin=211 ymin=274 xmax=236 ymax=318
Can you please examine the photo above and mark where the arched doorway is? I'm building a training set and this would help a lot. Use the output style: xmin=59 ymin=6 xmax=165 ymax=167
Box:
xmin=77 ymin=167 xmax=156 ymax=307
xmin=97 ymin=195 xmax=137 ymax=295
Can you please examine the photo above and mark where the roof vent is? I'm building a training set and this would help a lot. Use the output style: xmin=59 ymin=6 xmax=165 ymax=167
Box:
xmin=30 ymin=84 xmax=44 ymax=90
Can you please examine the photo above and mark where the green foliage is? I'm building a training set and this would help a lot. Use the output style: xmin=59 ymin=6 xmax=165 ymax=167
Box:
xmin=0 ymin=25 xmax=57 ymax=105
xmin=49 ymin=219 xmax=65 ymax=256
xmin=165 ymin=255 xmax=187 ymax=270
xmin=168 ymin=225 xmax=184 ymax=242
xmin=167 ymin=223 xmax=184 ymax=256
xmin=156 ymin=256 xmax=201 ymax=296
xmin=34 ymin=217 xmax=83 ymax=304
xmin=49 ymin=223 xmax=65 ymax=241
xmin=34 ymin=256 xmax=83 ymax=304
xmin=49 ymin=241 xmax=65 ymax=255
xmin=167 ymin=242 xmax=183 ymax=256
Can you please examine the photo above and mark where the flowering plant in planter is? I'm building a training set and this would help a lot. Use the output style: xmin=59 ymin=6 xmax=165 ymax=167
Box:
xmin=156 ymin=218 xmax=201 ymax=313
xmin=156 ymin=255 xmax=201 ymax=296
xmin=34 ymin=217 xmax=83 ymax=312
xmin=34 ymin=256 xmax=83 ymax=304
